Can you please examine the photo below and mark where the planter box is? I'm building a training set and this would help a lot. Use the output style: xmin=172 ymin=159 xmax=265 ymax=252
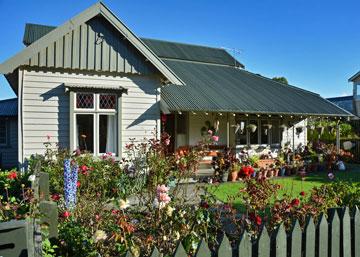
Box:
xmin=0 ymin=219 xmax=36 ymax=257
xmin=257 ymin=159 xmax=275 ymax=168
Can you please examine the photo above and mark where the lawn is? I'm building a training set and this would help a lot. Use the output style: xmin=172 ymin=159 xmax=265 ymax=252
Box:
xmin=207 ymin=163 xmax=360 ymax=210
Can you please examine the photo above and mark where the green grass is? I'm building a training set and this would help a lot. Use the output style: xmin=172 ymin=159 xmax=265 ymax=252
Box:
xmin=207 ymin=163 xmax=360 ymax=210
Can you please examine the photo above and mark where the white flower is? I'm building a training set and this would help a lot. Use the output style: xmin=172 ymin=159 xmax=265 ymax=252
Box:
xmin=119 ymin=199 xmax=130 ymax=210
xmin=28 ymin=175 xmax=36 ymax=182
xmin=93 ymin=230 xmax=107 ymax=243
xmin=175 ymin=231 xmax=180 ymax=240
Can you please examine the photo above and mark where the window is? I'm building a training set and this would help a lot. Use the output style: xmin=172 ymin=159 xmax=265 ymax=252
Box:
xmin=0 ymin=121 xmax=7 ymax=145
xmin=74 ymin=93 xmax=118 ymax=155
xmin=249 ymin=120 xmax=258 ymax=144
xmin=271 ymin=121 xmax=280 ymax=145
xmin=260 ymin=120 xmax=270 ymax=145
xmin=235 ymin=119 xmax=247 ymax=145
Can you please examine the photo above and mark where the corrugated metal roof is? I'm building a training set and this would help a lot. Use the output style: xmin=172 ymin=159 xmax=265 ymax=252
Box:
xmin=0 ymin=98 xmax=17 ymax=116
xmin=65 ymin=83 xmax=128 ymax=93
xmin=161 ymin=60 xmax=351 ymax=116
xmin=141 ymin=38 xmax=244 ymax=68
xmin=327 ymin=96 xmax=354 ymax=115
xmin=349 ymin=71 xmax=360 ymax=82
xmin=23 ymin=23 xmax=55 ymax=46
xmin=22 ymin=25 xmax=245 ymax=68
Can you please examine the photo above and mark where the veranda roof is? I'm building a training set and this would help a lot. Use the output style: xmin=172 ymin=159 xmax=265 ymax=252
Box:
xmin=160 ymin=59 xmax=351 ymax=116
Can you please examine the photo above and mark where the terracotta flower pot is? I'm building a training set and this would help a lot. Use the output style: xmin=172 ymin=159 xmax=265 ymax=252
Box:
xmin=229 ymin=170 xmax=238 ymax=182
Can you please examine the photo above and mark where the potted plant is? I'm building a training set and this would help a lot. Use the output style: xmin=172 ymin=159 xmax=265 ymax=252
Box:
xmin=246 ymin=124 xmax=257 ymax=133
xmin=229 ymin=162 xmax=241 ymax=182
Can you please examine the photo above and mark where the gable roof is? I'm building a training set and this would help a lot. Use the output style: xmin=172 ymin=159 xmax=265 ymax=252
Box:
xmin=161 ymin=59 xmax=351 ymax=116
xmin=23 ymin=23 xmax=56 ymax=46
xmin=0 ymin=98 xmax=17 ymax=117
xmin=141 ymin=38 xmax=244 ymax=68
xmin=349 ymin=71 xmax=360 ymax=82
xmin=0 ymin=2 xmax=183 ymax=85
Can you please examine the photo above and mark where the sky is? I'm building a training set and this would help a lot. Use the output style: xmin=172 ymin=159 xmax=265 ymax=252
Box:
xmin=0 ymin=0 xmax=359 ymax=100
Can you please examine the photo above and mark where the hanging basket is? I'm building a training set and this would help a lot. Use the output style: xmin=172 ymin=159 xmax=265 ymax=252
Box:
xmin=246 ymin=124 xmax=257 ymax=133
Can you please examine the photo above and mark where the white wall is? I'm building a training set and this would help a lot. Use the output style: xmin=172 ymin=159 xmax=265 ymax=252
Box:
xmin=21 ymin=69 xmax=160 ymax=162
xmin=188 ymin=113 xmax=235 ymax=146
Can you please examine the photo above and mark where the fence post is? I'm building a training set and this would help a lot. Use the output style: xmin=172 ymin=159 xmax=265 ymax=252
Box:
xmin=174 ymin=242 xmax=187 ymax=257
xmin=272 ymin=224 xmax=286 ymax=257
xmin=288 ymin=220 xmax=301 ymax=257
xmin=316 ymin=214 xmax=328 ymax=257
xmin=304 ymin=217 xmax=316 ymax=257
xmin=217 ymin=235 xmax=232 ymax=257
xmin=257 ymin=226 xmax=270 ymax=257
xmin=339 ymin=208 xmax=351 ymax=257
xmin=328 ymin=208 xmax=340 ymax=257
xmin=353 ymin=207 xmax=360 ymax=257
xmin=196 ymin=239 xmax=211 ymax=256
xmin=238 ymin=232 xmax=252 ymax=257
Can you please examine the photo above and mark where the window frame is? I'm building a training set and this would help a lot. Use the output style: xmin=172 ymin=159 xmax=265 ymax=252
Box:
xmin=72 ymin=92 xmax=119 ymax=156
xmin=235 ymin=118 xmax=282 ymax=147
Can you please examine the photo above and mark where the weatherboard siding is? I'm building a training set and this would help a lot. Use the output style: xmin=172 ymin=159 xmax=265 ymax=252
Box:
xmin=26 ymin=16 xmax=155 ymax=75
xmin=21 ymin=69 xmax=160 ymax=160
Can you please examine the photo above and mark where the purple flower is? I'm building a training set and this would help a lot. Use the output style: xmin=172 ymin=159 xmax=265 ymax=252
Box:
xmin=328 ymin=173 xmax=335 ymax=180
xmin=64 ymin=159 xmax=79 ymax=209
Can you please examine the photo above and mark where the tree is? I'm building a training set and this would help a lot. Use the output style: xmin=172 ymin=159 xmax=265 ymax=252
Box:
xmin=272 ymin=77 xmax=288 ymax=85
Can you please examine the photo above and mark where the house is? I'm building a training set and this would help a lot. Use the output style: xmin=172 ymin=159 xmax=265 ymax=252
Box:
xmin=0 ymin=2 xmax=351 ymax=169
xmin=327 ymin=71 xmax=360 ymax=117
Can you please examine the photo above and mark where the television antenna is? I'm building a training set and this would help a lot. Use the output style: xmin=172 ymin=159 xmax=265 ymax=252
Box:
xmin=221 ymin=47 xmax=243 ymax=68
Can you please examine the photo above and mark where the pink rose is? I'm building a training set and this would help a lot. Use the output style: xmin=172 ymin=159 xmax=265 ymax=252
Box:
xmin=208 ymin=130 xmax=213 ymax=135
xmin=212 ymin=135 xmax=219 ymax=142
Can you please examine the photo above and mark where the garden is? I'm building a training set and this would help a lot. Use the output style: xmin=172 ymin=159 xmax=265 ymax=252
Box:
xmin=0 ymin=128 xmax=360 ymax=256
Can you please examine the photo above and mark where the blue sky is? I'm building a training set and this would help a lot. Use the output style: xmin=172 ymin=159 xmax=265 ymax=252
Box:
xmin=0 ymin=0 xmax=359 ymax=100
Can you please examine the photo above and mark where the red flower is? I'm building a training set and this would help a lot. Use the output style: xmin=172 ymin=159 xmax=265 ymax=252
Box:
xmin=200 ymin=201 xmax=209 ymax=209
xmin=51 ymin=194 xmax=60 ymax=201
xmin=95 ymin=214 xmax=101 ymax=221
xmin=62 ymin=211 xmax=71 ymax=218
xmin=80 ymin=165 xmax=89 ymax=175
xmin=7 ymin=171 xmax=17 ymax=180
xmin=76 ymin=181 xmax=81 ymax=187
xmin=291 ymin=198 xmax=300 ymax=207
xmin=255 ymin=215 xmax=262 ymax=226
xmin=300 ymin=191 xmax=305 ymax=197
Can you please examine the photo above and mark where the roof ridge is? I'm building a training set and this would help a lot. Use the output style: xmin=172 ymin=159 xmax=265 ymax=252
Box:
xmin=141 ymin=37 xmax=226 ymax=51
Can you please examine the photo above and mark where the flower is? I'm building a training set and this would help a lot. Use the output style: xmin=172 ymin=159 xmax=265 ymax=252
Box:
xmin=46 ymin=134 xmax=51 ymax=140
xmin=165 ymin=138 xmax=170 ymax=146
xmin=157 ymin=185 xmax=170 ymax=194
xmin=291 ymin=198 xmax=300 ymax=207
xmin=28 ymin=174 xmax=36 ymax=182
xmin=212 ymin=135 xmax=219 ymax=142
xmin=300 ymin=191 xmax=305 ymax=197
xmin=328 ymin=173 xmax=335 ymax=180
xmin=200 ymin=201 xmax=209 ymax=209
xmin=62 ymin=211 xmax=71 ymax=218
xmin=166 ymin=206 xmax=174 ymax=216
xmin=208 ymin=130 xmax=213 ymax=135
xmin=93 ymin=230 xmax=107 ymax=243
xmin=51 ymin=194 xmax=60 ymax=201
xmin=119 ymin=199 xmax=130 ymax=210
xmin=255 ymin=215 xmax=262 ymax=226
xmin=7 ymin=171 xmax=17 ymax=180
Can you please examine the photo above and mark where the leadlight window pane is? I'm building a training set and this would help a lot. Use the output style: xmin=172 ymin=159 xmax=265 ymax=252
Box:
xmin=0 ymin=122 xmax=6 ymax=145
xmin=76 ymin=93 xmax=94 ymax=109
xmin=99 ymin=94 xmax=116 ymax=109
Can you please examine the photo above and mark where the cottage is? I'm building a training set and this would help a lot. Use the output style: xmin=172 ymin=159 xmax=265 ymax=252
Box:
xmin=0 ymin=2 xmax=351 ymax=169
